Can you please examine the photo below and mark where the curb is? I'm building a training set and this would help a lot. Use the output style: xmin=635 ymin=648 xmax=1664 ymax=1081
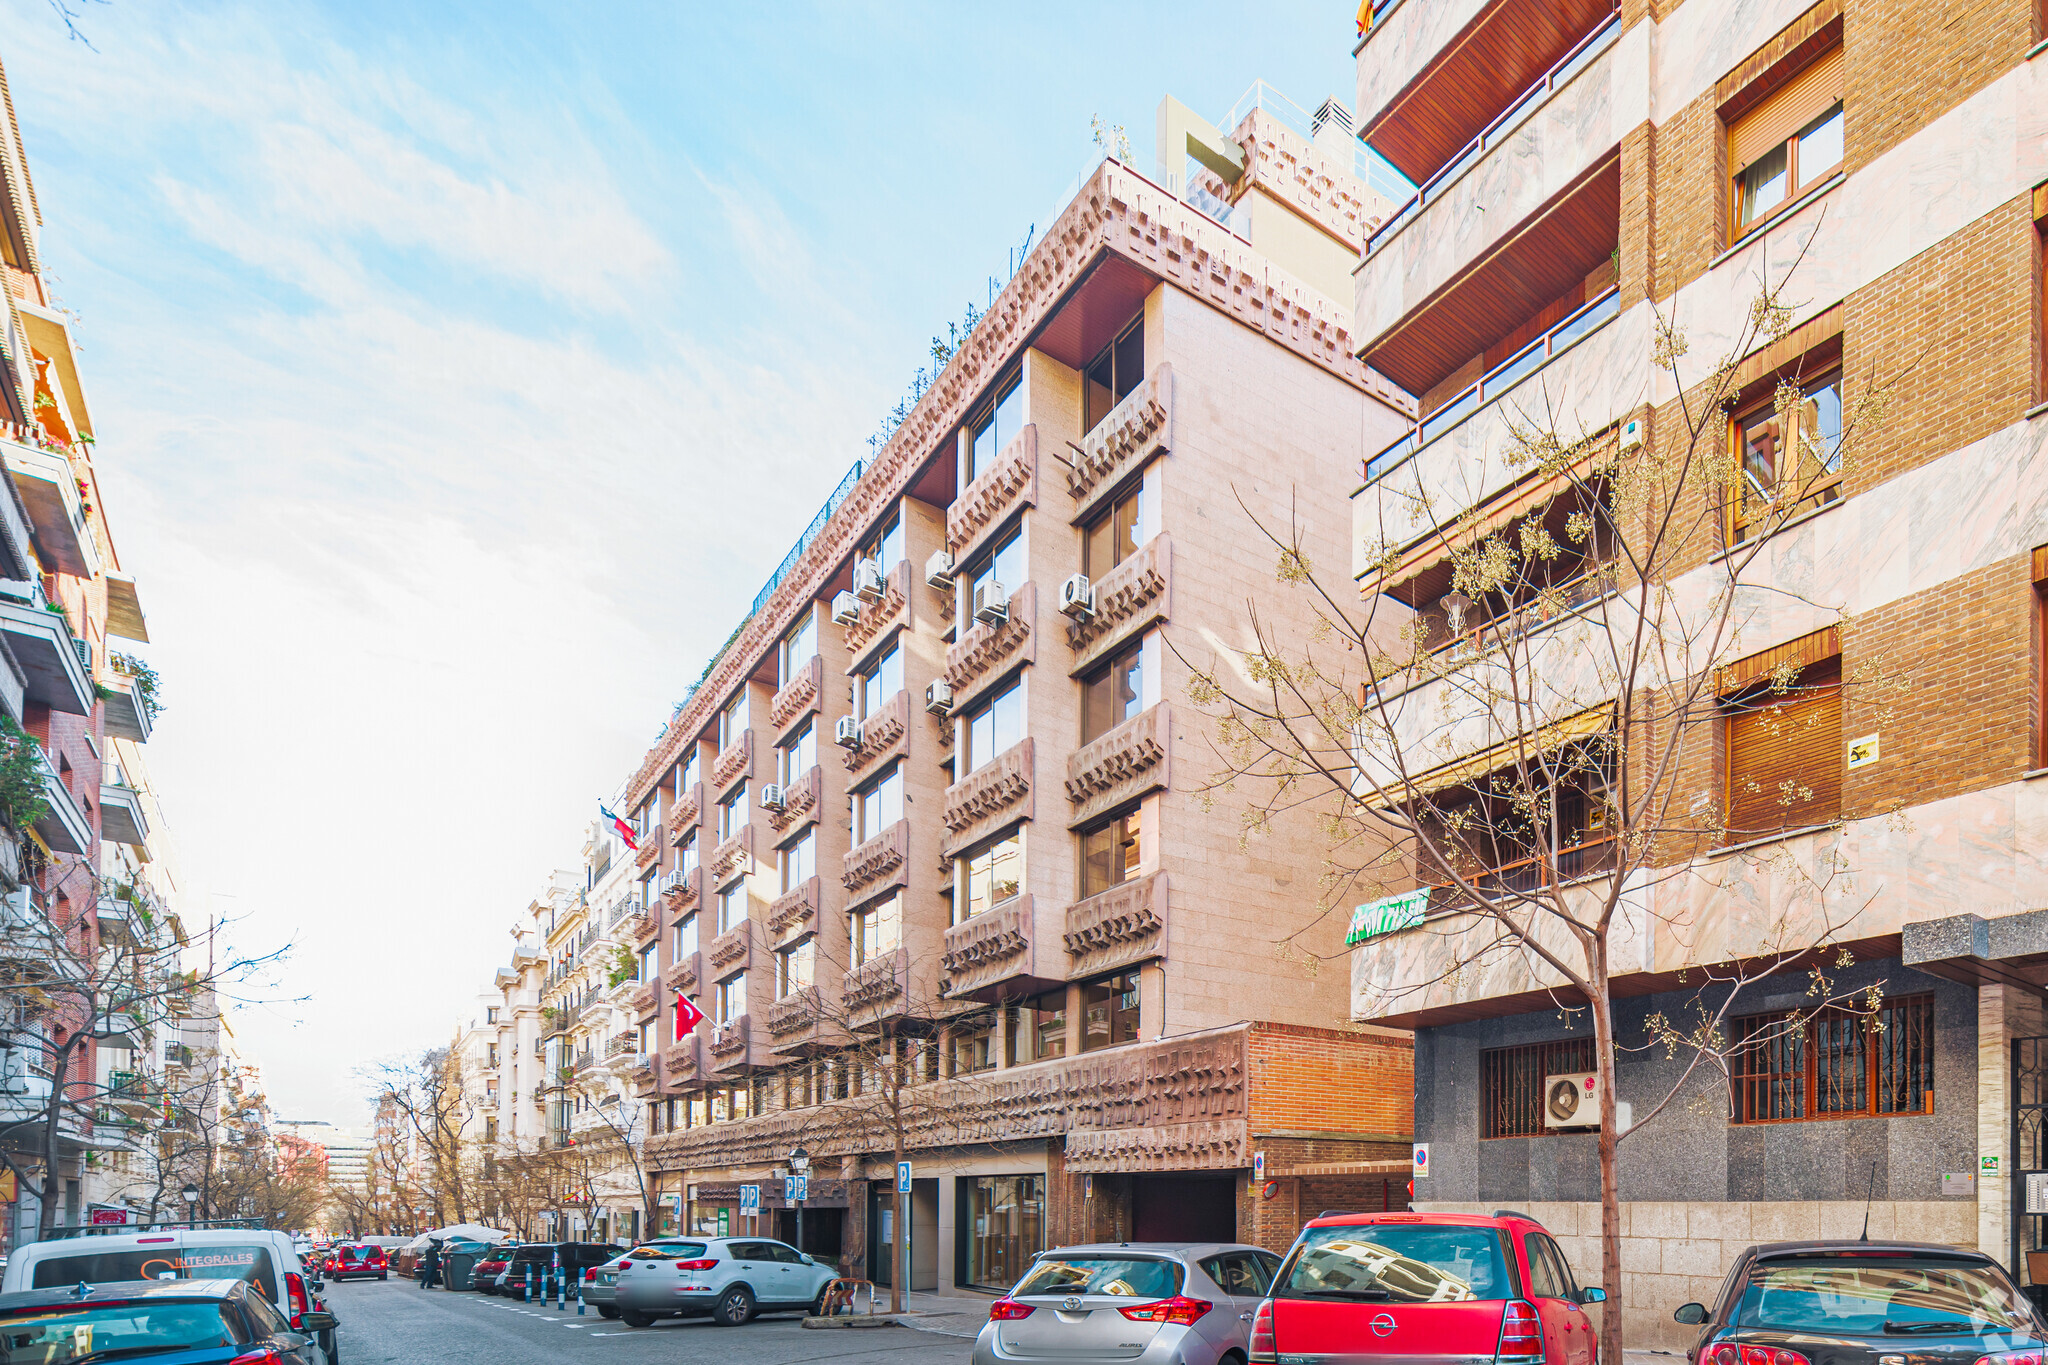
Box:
xmin=802 ymin=1314 xmax=904 ymax=1329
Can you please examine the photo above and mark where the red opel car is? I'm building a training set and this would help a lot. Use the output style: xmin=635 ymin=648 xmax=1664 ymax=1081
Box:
xmin=327 ymin=1244 xmax=389 ymax=1282
xmin=1251 ymin=1211 xmax=1605 ymax=1365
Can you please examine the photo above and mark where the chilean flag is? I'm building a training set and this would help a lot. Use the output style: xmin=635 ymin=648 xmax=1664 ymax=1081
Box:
xmin=600 ymin=803 xmax=639 ymax=852
xmin=674 ymin=993 xmax=705 ymax=1035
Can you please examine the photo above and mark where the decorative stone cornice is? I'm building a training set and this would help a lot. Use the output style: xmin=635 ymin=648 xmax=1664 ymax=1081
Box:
xmin=624 ymin=909 xmax=658 ymax=946
xmin=1067 ymin=365 xmax=1172 ymax=518
xmin=943 ymin=582 xmax=1035 ymax=710
xmin=843 ymin=689 xmax=907 ymax=781
xmin=1227 ymin=107 xmax=1379 ymax=252
xmin=844 ymin=559 xmax=910 ymax=663
xmin=947 ymin=425 xmax=1038 ymax=561
xmin=770 ymin=656 xmax=823 ymax=737
xmin=663 ymin=953 xmax=700 ymax=997
xmin=1065 ymin=871 xmax=1168 ymax=977
xmin=1064 ymin=1119 xmax=1249 ymax=1174
xmin=663 ymin=867 xmax=700 ymax=912
xmin=708 ymin=1016 xmax=750 ymax=1065
xmin=842 ymin=820 xmax=909 ymax=898
xmin=1068 ymin=534 xmax=1171 ymax=673
xmin=635 ymin=836 xmax=660 ymax=872
xmin=625 ymin=983 xmax=657 ymax=1019
xmin=708 ymin=921 xmax=753 ymax=974
xmin=765 ymin=986 xmax=820 ymax=1037
xmin=713 ymin=729 xmax=753 ymax=793
xmin=1066 ymin=703 xmax=1170 ymax=827
xmin=667 ymin=783 xmax=702 ymax=845
xmin=844 ymin=949 xmax=906 ymax=1010
xmin=766 ymin=876 xmax=819 ymax=936
xmin=941 ymin=898 xmax=1032 ymax=998
xmin=767 ymin=764 xmax=820 ymax=835
xmin=942 ymin=738 xmax=1034 ymax=858
xmin=709 ymin=831 xmax=749 ymax=887
xmin=660 ymin=1037 xmax=700 ymax=1089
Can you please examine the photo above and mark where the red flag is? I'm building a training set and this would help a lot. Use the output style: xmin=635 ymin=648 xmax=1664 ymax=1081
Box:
xmin=599 ymin=803 xmax=639 ymax=852
xmin=674 ymin=993 xmax=705 ymax=1034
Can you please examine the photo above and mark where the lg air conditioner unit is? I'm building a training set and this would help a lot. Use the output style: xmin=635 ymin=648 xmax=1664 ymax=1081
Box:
xmin=973 ymin=580 xmax=1009 ymax=626
xmin=760 ymin=783 xmax=787 ymax=812
xmin=830 ymin=591 xmax=861 ymax=626
xmin=854 ymin=557 xmax=887 ymax=602
xmin=925 ymin=550 xmax=955 ymax=588
xmin=1542 ymin=1072 xmax=1600 ymax=1128
xmin=924 ymin=681 xmax=954 ymax=717
xmin=1058 ymin=573 xmax=1095 ymax=620
xmin=834 ymin=716 xmax=864 ymax=749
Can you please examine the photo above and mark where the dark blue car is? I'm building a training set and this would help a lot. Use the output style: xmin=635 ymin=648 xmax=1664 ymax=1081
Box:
xmin=0 ymin=1277 xmax=335 ymax=1364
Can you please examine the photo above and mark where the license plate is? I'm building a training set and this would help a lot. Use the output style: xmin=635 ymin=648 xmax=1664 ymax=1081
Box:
xmin=599 ymin=1275 xmax=616 ymax=1285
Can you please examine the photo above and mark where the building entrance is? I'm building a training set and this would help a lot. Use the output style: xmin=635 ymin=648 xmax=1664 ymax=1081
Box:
xmin=2015 ymin=1037 xmax=2048 ymax=1306
xmin=1132 ymin=1175 xmax=1236 ymax=1243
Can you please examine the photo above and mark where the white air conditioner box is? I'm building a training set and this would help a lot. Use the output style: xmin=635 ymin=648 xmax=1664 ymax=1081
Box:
xmin=1619 ymin=417 xmax=1644 ymax=452
xmin=834 ymin=716 xmax=864 ymax=749
xmin=853 ymin=558 xmax=887 ymax=602
xmin=1058 ymin=573 xmax=1095 ymax=620
xmin=973 ymin=580 xmax=1009 ymax=626
xmin=760 ymin=783 xmax=787 ymax=811
xmin=925 ymin=550 xmax=955 ymax=588
xmin=1542 ymin=1073 xmax=1600 ymax=1128
xmin=925 ymin=681 xmax=953 ymax=717
xmin=830 ymin=590 xmax=861 ymax=626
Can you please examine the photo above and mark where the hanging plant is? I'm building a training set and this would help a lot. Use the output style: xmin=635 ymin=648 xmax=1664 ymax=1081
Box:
xmin=0 ymin=714 xmax=48 ymax=832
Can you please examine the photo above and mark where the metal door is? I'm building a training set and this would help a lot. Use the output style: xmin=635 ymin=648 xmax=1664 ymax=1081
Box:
xmin=2011 ymin=1037 xmax=2048 ymax=1307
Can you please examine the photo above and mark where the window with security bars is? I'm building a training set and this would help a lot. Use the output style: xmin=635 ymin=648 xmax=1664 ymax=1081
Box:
xmin=1731 ymin=994 xmax=1934 ymax=1123
xmin=1482 ymin=1036 xmax=1596 ymax=1138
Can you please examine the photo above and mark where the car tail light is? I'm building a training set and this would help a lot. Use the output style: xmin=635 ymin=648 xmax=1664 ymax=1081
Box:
xmin=1498 ymin=1300 xmax=1544 ymax=1361
xmin=285 ymin=1271 xmax=310 ymax=1329
xmin=1120 ymin=1295 xmax=1212 ymax=1326
xmin=988 ymin=1298 xmax=1035 ymax=1321
xmin=1980 ymin=1355 xmax=2045 ymax=1365
xmin=584 ymin=1268 xmax=599 ymax=1282
xmin=1712 ymin=1346 xmax=1812 ymax=1365
xmin=676 ymin=1259 xmax=719 ymax=1271
xmin=1249 ymin=1299 xmax=1277 ymax=1363
xmin=229 ymin=1351 xmax=284 ymax=1365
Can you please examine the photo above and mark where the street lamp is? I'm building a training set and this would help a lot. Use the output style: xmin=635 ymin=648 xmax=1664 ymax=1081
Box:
xmin=788 ymin=1146 xmax=809 ymax=1257
xmin=180 ymin=1183 xmax=199 ymax=1230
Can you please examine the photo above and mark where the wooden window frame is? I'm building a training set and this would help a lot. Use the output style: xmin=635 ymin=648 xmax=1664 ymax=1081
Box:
xmin=1725 ymin=368 xmax=1845 ymax=546
xmin=1730 ymin=994 xmax=1934 ymax=1124
xmin=1723 ymin=30 xmax=1845 ymax=242
xmin=1721 ymin=651 xmax=1842 ymax=841
xmin=1481 ymin=1036 xmax=1597 ymax=1139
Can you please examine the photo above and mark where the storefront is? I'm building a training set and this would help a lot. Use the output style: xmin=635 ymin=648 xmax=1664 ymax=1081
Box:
xmin=957 ymin=1175 xmax=1043 ymax=1291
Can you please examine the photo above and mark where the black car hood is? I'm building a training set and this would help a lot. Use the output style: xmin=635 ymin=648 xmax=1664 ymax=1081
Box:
xmin=1723 ymin=1326 xmax=2045 ymax=1365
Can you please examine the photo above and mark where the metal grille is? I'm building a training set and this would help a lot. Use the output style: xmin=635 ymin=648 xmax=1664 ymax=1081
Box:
xmin=2014 ymin=1038 xmax=2048 ymax=1290
xmin=1732 ymin=995 xmax=1932 ymax=1124
xmin=1481 ymin=1036 xmax=1595 ymax=1139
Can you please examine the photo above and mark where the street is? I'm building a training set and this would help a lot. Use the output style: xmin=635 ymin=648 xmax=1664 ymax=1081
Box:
xmin=326 ymin=1278 xmax=977 ymax=1365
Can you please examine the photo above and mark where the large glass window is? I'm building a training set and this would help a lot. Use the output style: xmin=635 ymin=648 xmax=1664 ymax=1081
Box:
xmin=720 ymin=691 xmax=750 ymax=748
xmin=1730 ymin=372 xmax=1843 ymax=543
xmin=963 ymin=675 xmax=1024 ymax=774
xmin=1083 ymin=315 xmax=1146 ymax=434
xmin=673 ymin=913 xmax=698 ymax=960
xmin=1008 ymin=991 xmax=1066 ymax=1063
xmin=714 ymin=973 xmax=746 ymax=1024
xmin=1081 ymin=639 xmax=1144 ymax=743
xmin=1079 ymin=807 xmax=1142 ymax=898
xmin=781 ymin=612 xmax=817 ymax=685
xmin=857 ymin=641 xmax=903 ymax=719
xmin=679 ymin=832 xmax=698 ymax=878
xmin=1082 ymin=477 xmax=1147 ymax=578
xmin=851 ymin=894 xmax=901 ymax=965
xmin=963 ymin=529 xmax=1026 ymax=633
xmin=852 ymin=764 xmax=903 ymax=842
xmin=967 ymin=375 xmax=1025 ymax=483
xmin=860 ymin=507 xmax=905 ymax=571
xmin=1080 ymin=971 xmax=1141 ymax=1052
xmin=956 ymin=828 xmax=1024 ymax=924
xmin=719 ymin=784 xmax=748 ymax=840
xmin=963 ymin=1175 xmax=1045 ymax=1292
xmin=779 ymin=722 xmax=816 ymax=786
xmin=776 ymin=938 xmax=815 ymax=998
xmin=780 ymin=828 xmax=815 ymax=892
xmin=681 ymin=746 xmax=699 ymax=791
xmin=716 ymin=884 xmax=743 ymax=935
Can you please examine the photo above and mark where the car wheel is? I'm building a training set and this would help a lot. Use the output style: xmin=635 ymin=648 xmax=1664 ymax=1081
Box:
xmin=810 ymin=1284 xmax=832 ymax=1317
xmin=713 ymin=1286 xmax=755 ymax=1327
xmin=620 ymin=1310 xmax=654 ymax=1328
xmin=598 ymin=1306 xmax=619 ymax=1320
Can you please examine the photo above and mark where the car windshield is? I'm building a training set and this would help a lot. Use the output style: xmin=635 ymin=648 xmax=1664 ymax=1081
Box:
xmin=0 ymin=1301 xmax=237 ymax=1363
xmin=1277 ymin=1224 xmax=1512 ymax=1303
xmin=1015 ymin=1257 xmax=1183 ymax=1299
xmin=1734 ymin=1259 xmax=2034 ymax=1335
xmin=625 ymin=1243 xmax=707 ymax=1260
xmin=30 ymin=1246 xmax=280 ymax=1306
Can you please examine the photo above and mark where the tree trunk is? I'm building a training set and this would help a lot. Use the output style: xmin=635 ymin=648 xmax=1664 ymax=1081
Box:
xmin=37 ymin=1040 xmax=77 ymax=1239
xmin=1592 ymin=960 xmax=1622 ymax=1365
xmin=891 ymin=1083 xmax=906 ymax=1314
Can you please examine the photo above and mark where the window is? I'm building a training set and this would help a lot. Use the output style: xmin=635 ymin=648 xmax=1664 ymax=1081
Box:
xmin=1083 ymin=315 xmax=1145 ymax=434
xmin=1396 ymin=481 xmax=1618 ymax=653
xmin=1082 ymin=475 xmax=1148 ymax=578
xmin=956 ymin=828 xmax=1024 ymax=923
xmin=714 ymin=973 xmax=746 ymax=1024
xmin=1724 ymin=655 xmax=1842 ymax=840
xmin=1081 ymin=637 xmax=1145 ymax=743
xmin=778 ymin=722 xmax=816 ymax=786
xmin=860 ymin=507 xmax=905 ymax=571
xmin=776 ymin=938 xmax=814 ymax=998
xmin=721 ymin=692 xmax=751 ymax=751
xmin=1481 ymin=1036 xmax=1595 ymax=1138
xmin=1729 ymin=372 xmax=1843 ymax=543
xmin=780 ymin=828 xmax=815 ymax=892
xmin=950 ymin=1016 xmax=996 ymax=1074
xmin=1731 ymin=995 xmax=1934 ymax=1122
xmin=639 ymin=943 xmax=656 ymax=981
xmin=678 ymin=832 xmax=698 ymax=877
xmin=1008 ymin=991 xmax=1067 ymax=1063
xmin=673 ymin=913 xmax=698 ymax=960
xmin=962 ymin=1175 xmax=1045 ymax=1291
xmin=781 ymin=612 xmax=817 ymax=685
xmin=1421 ymin=739 xmax=1617 ymax=905
xmin=851 ymin=894 xmax=901 ymax=965
xmin=1079 ymin=807 xmax=1142 ymax=898
xmin=486 ymin=1007 xmax=499 ymax=1024
xmin=852 ymin=763 xmax=902 ymax=842
xmin=963 ymin=675 xmax=1024 ymax=772
xmin=718 ymin=784 xmax=748 ymax=840
xmin=1727 ymin=46 xmax=1843 ymax=237
xmin=715 ymin=883 xmax=744 ymax=935
xmin=856 ymin=641 xmax=903 ymax=719
xmin=1080 ymin=970 xmax=1141 ymax=1052
xmin=681 ymin=746 xmax=699 ymax=791
xmin=963 ymin=529 xmax=1026 ymax=632
xmin=967 ymin=375 xmax=1024 ymax=483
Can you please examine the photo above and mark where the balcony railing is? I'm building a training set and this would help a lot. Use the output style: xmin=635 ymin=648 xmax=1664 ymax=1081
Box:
xmin=1366 ymin=11 xmax=1622 ymax=256
xmin=1364 ymin=288 xmax=1620 ymax=485
xmin=1428 ymin=836 xmax=1618 ymax=912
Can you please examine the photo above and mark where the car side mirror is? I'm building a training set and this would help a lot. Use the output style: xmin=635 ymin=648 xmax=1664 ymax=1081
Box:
xmin=1579 ymin=1287 xmax=1607 ymax=1305
xmin=297 ymin=1311 xmax=338 ymax=1333
xmin=1674 ymin=1303 xmax=1707 ymax=1324
xmin=801 ymin=1254 xmax=815 ymax=1265
xmin=307 ymin=1278 xmax=324 ymax=1293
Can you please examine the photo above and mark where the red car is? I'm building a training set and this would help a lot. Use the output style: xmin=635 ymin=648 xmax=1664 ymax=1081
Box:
xmin=326 ymin=1244 xmax=389 ymax=1282
xmin=1251 ymin=1211 xmax=1605 ymax=1365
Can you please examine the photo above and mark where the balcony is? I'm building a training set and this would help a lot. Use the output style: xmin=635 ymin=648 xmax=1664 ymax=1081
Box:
xmin=842 ymin=690 xmax=907 ymax=782
xmin=942 ymin=896 xmax=1045 ymax=1002
xmin=624 ymin=982 xmax=658 ymax=1019
xmin=99 ymin=784 xmax=148 ymax=848
xmin=34 ymin=750 xmax=90 ymax=855
xmin=707 ymin=1015 xmax=750 ymax=1070
xmin=947 ymin=425 xmax=1038 ymax=565
xmin=943 ymin=582 xmax=1035 ymax=710
xmin=842 ymin=559 xmax=910 ymax=664
xmin=766 ymin=764 xmax=819 ymax=836
xmin=709 ymin=830 xmax=750 ymax=887
xmin=1 ymin=436 xmax=96 ymax=577
xmin=1064 ymin=365 xmax=1173 ymax=523
xmin=769 ymin=656 xmax=823 ymax=737
xmin=1426 ymin=836 xmax=1618 ymax=913
xmin=666 ymin=782 xmax=701 ymax=845
xmin=1066 ymin=704 xmax=1170 ymax=829
xmin=713 ymin=730 xmax=753 ymax=793
xmin=843 ymin=949 xmax=907 ymax=1018
xmin=1065 ymin=871 xmax=1169 ymax=978
xmin=1066 ymin=535 xmax=1171 ymax=674
xmin=706 ymin=920 xmax=754 ymax=976
xmin=0 ymin=592 xmax=93 ymax=715
xmin=103 ymin=678 xmax=152 ymax=743
xmin=765 ymin=985 xmax=822 ymax=1051
xmin=841 ymin=820 xmax=909 ymax=900
xmin=664 ymin=952 xmax=701 ymax=997
xmin=0 ymin=455 xmax=36 ymax=582
xmin=942 ymin=738 xmax=1034 ymax=859
xmin=766 ymin=876 xmax=819 ymax=937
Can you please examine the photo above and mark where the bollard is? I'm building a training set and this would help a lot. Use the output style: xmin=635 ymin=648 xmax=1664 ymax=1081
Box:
xmin=557 ymin=1271 xmax=566 ymax=1311
xmin=577 ymin=1281 xmax=586 ymax=1315
xmin=523 ymin=1267 xmax=533 ymax=1303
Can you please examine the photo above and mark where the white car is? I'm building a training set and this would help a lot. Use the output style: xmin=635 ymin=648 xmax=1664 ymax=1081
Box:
xmin=611 ymin=1236 xmax=837 ymax=1327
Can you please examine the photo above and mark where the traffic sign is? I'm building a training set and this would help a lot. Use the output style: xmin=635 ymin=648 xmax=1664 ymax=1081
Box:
xmin=783 ymin=1176 xmax=797 ymax=1202
xmin=739 ymin=1184 xmax=760 ymax=1214
xmin=793 ymin=1174 xmax=807 ymax=1202
xmin=896 ymin=1161 xmax=912 ymax=1193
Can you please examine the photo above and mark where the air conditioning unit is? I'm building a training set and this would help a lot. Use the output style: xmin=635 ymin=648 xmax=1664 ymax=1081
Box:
xmin=1058 ymin=573 xmax=1095 ymax=620
xmin=1542 ymin=1072 xmax=1600 ymax=1128
xmin=830 ymin=590 xmax=861 ymax=626
xmin=659 ymin=870 xmax=681 ymax=893
xmin=834 ymin=716 xmax=864 ymax=749
xmin=925 ymin=681 xmax=954 ymax=717
xmin=973 ymin=580 xmax=1009 ymax=626
xmin=854 ymin=557 xmax=887 ymax=602
xmin=760 ymin=783 xmax=787 ymax=811
xmin=925 ymin=550 xmax=955 ymax=588
xmin=1619 ymin=417 xmax=1645 ymax=452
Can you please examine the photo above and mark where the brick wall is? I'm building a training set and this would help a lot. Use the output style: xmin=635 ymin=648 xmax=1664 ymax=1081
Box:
xmin=1247 ymin=1021 xmax=1416 ymax=1137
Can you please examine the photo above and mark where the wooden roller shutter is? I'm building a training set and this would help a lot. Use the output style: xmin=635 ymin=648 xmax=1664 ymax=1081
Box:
xmin=1726 ymin=656 xmax=1842 ymax=840
xmin=1727 ymin=45 xmax=1843 ymax=172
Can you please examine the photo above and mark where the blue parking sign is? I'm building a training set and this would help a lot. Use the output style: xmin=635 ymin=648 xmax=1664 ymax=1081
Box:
xmin=794 ymin=1175 xmax=808 ymax=1202
xmin=896 ymin=1161 xmax=912 ymax=1193
xmin=739 ymin=1184 xmax=760 ymax=1214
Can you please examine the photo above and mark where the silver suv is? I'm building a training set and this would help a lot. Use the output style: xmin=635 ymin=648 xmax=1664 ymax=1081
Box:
xmin=612 ymin=1236 xmax=836 ymax=1327
xmin=972 ymin=1242 xmax=1283 ymax=1365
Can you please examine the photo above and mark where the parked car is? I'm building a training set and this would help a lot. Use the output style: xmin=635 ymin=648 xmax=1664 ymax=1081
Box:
xmin=493 ymin=1242 xmax=622 ymax=1298
xmin=613 ymin=1236 xmax=837 ymax=1327
xmin=973 ymin=1243 xmax=1282 ymax=1365
xmin=326 ymin=1244 xmax=388 ymax=1282
xmin=1247 ymin=1211 xmax=1604 ymax=1365
xmin=0 ymin=1277 xmax=337 ymax=1364
xmin=472 ymin=1245 xmax=517 ymax=1295
xmin=586 ymin=1240 xmax=702 ymax=1319
xmin=1672 ymin=1239 xmax=2046 ymax=1365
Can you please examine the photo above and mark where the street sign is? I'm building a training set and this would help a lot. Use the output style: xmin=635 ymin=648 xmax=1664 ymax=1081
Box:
xmin=1253 ymin=1151 xmax=1266 ymax=1181
xmin=738 ymin=1184 xmax=760 ymax=1215
xmin=896 ymin=1161 xmax=912 ymax=1194
xmin=784 ymin=1176 xmax=796 ymax=1202
xmin=716 ymin=1208 xmax=730 ymax=1236
xmin=1412 ymin=1144 xmax=1430 ymax=1179
xmin=793 ymin=1175 xmax=807 ymax=1202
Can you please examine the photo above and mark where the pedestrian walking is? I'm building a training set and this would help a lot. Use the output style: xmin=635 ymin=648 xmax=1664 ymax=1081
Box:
xmin=419 ymin=1242 xmax=442 ymax=1289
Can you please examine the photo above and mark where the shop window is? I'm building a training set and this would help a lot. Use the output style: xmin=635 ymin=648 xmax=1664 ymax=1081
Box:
xmin=1083 ymin=315 xmax=1145 ymax=434
xmin=1731 ymin=995 xmax=1933 ymax=1122
xmin=1080 ymin=970 xmax=1141 ymax=1052
xmin=1079 ymin=806 xmax=1142 ymax=898
xmin=1726 ymin=45 xmax=1843 ymax=238
xmin=962 ymin=1176 xmax=1045 ymax=1290
xmin=1728 ymin=372 xmax=1843 ymax=544
xmin=955 ymin=828 xmax=1024 ymax=924
xmin=1007 ymin=992 xmax=1067 ymax=1063
xmin=1723 ymin=656 xmax=1842 ymax=841
xmin=1481 ymin=1036 xmax=1596 ymax=1138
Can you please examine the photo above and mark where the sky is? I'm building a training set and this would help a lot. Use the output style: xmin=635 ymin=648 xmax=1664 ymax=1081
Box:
xmin=0 ymin=0 xmax=1360 ymax=1124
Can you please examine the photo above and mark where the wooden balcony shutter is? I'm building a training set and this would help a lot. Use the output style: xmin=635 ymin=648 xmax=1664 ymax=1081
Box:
xmin=1725 ymin=656 xmax=1842 ymax=839
xmin=1726 ymin=45 xmax=1842 ymax=172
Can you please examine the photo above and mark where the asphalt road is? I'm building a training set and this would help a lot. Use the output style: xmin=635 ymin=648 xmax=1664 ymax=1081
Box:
xmin=324 ymin=1277 xmax=975 ymax=1365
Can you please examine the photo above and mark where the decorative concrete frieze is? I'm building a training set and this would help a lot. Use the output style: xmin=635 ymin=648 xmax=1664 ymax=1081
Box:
xmin=708 ymin=1016 xmax=749 ymax=1064
xmin=941 ymin=898 xmax=1032 ymax=997
xmin=667 ymin=782 xmax=702 ymax=845
xmin=1064 ymin=871 xmax=1167 ymax=977
xmin=623 ymin=908 xmax=658 ymax=945
xmin=769 ymin=656 xmax=823 ymax=736
xmin=942 ymin=738 xmax=1034 ymax=858
xmin=943 ymin=582 xmax=1035 ymax=710
xmin=709 ymin=831 xmax=749 ymax=886
xmin=625 ymin=983 xmax=657 ymax=1019
xmin=844 ymin=948 xmax=907 ymax=1010
xmin=843 ymin=689 xmax=908 ymax=780
xmin=844 ymin=559 xmax=911 ymax=663
xmin=664 ymin=867 xmax=700 ymax=911
xmin=1068 ymin=535 xmax=1171 ymax=672
xmin=947 ymin=425 xmax=1038 ymax=563
xmin=713 ymin=730 xmax=753 ymax=793
xmin=708 ymin=920 xmax=753 ymax=974
xmin=841 ymin=820 xmax=909 ymax=897
xmin=767 ymin=765 xmax=819 ymax=835
xmin=634 ymin=837 xmax=660 ymax=872
xmin=765 ymin=876 xmax=818 ymax=936
xmin=765 ymin=986 xmax=820 ymax=1037
xmin=663 ymin=952 xmax=700 ymax=997
xmin=1062 ymin=1119 xmax=1250 ymax=1174
xmin=660 ymin=1037 xmax=700 ymax=1087
xmin=1066 ymin=365 xmax=1172 ymax=518
xmin=1065 ymin=704 xmax=1169 ymax=827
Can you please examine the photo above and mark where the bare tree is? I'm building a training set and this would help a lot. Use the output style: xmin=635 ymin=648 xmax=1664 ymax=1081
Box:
xmin=365 ymin=1048 xmax=477 ymax=1229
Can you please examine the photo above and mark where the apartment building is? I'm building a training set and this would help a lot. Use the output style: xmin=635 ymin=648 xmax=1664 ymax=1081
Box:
xmin=611 ymin=90 xmax=1421 ymax=1291
xmin=1346 ymin=0 xmax=2047 ymax=1344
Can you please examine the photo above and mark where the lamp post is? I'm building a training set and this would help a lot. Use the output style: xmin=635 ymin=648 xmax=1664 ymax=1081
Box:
xmin=180 ymin=1183 xmax=199 ymax=1231
xmin=788 ymin=1146 xmax=809 ymax=1256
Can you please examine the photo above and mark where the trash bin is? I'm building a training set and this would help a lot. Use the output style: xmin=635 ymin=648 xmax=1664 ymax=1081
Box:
xmin=443 ymin=1246 xmax=481 ymax=1292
